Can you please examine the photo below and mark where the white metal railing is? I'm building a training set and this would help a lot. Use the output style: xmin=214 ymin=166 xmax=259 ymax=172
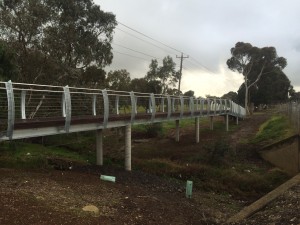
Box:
xmin=0 ymin=81 xmax=246 ymax=140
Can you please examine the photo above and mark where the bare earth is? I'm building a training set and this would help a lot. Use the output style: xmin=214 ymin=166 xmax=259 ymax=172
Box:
xmin=1 ymin=112 xmax=298 ymax=225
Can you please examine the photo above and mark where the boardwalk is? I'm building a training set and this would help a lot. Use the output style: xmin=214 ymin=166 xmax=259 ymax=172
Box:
xmin=0 ymin=81 xmax=245 ymax=140
xmin=0 ymin=81 xmax=246 ymax=170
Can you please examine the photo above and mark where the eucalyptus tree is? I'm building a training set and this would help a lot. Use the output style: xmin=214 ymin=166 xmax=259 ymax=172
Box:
xmin=0 ymin=0 xmax=116 ymax=85
xmin=146 ymin=56 xmax=179 ymax=94
xmin=227 ymin=42 xmax=287 ymax=115
xmin=0 ymin=41 xmax=18 ymax=81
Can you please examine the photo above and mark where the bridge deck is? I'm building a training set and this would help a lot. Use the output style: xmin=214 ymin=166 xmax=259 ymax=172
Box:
xmin=0 ymin=81 xmax=245 ymax=140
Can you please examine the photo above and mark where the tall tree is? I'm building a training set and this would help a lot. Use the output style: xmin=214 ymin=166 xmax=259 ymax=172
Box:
xmin=221 ymin=91 xmax=238 ymax=102
xmin=131 ymin=78 xmax=162 ymax=94
xmin=237 ymin=70 xmax=291 ymax=105
xmin=183 ymin=90 xmax=195 ymax=97
xmin=146 ymin=56 xmax=179 ymax=94
xmin=0 ymin=41 xmax=18 ymax=81
xmin=0 ymin=0 xmax=116 ymax=84
xmin=107 ymin=69 xmax=131 ymax=91
xmin=227 ymin=42 xmax=287 ymax=115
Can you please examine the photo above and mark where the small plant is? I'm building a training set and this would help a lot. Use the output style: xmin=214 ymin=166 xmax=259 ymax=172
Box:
xmin=145 ymin=123 xmax=163 ymax=137
xmin=206 ymin=139 xmax=230 ymax=165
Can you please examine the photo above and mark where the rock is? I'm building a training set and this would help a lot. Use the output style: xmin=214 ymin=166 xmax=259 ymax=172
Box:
xmin=82 ymin=205 xmax=100 ymax=217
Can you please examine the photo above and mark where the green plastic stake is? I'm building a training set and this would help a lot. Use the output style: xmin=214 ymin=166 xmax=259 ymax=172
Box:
xmin=186 ymin=180 xmax=193 ymax=198
xmin=100 ymin=175 xmax=116 ymax=183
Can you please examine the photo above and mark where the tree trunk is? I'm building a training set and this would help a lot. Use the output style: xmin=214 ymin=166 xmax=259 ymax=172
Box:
xmin=245 ymin=86 xmax=249 ymax=115
xmin=244 ymin=77 xmax=250 ymax=116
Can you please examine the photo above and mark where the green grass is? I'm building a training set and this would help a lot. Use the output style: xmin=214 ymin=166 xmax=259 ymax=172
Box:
xmin=252 ymin=115 xmax=293 ymax=144
xmin=0 ymin=141 xmax=93 ymax=169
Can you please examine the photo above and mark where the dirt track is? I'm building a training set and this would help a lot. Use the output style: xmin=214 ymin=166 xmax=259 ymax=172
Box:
xmin=1 ymin=112 xmax=298 ymax=225
xmin=0 ymin=167 xmax=230 ymax=225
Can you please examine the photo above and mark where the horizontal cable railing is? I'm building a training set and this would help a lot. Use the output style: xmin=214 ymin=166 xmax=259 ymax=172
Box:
xmin=0 ymin=81 xmax=246 ymax=140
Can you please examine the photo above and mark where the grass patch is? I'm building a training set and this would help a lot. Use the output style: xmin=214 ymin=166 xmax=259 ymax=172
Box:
xmin=0 ymin=141 xmax=93 ymax=169
xmin=252 ymin=115 xmax=293 ymax=144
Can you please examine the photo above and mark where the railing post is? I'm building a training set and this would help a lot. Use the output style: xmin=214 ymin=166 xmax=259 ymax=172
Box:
xmin=5 ymin=81 xmax=15 ymax=140
xmin=214 ymin=98 xmax=217 ymax=115
xmin=150 ymin=93 xmax=156 ymax=122
xmin=130 ymin=92 xmax=136 ymax=123
xmin=161 ymin=97 xmax=165 ymax=112
xmin=63 ymin=86 xmax=71 ymax=133
xmin=200 ymin=99 xmax=204 ymax=116
xmin=180 ymin=95 xmax=184 ymax=118
xmin=21 ymin=90 xmax=26 ymax=119
xmin=189 ymin=97 xmax=194 ymax=116
xmin=115 ymin=95 xmax=119 ymax=115
xmin=207 ymin=99 xmax=210 ymax=114
xmin=102 ymin=89 xmax=109 ymax=128
xmin=172 ymin=97 xmax=175 ymax=113
xmin=167 ymin=95 xmax=171 ymax=119
xmin=92 ymin=94 xmax=97 ymax=116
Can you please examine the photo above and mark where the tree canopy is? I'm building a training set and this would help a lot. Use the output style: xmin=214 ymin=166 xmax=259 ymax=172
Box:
xmin=0 ymin=0 xmax=116 ymax=85
xmin=107 ymin=69 xmax=131 ymax=91
xmin=0 ymin=41 xmax=18 ymax=81
xmin=227 ymin=42 xmax=287 ymax=114
xmin=146 ymin=56 xmax=179 ymax=94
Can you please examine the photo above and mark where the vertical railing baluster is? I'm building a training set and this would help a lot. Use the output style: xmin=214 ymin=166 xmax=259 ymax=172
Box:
xmin=130 ymin=91 xmax=136 ymax=123
xmin=102 ymin=89 xmax=109 ymax=128
xmin=21 ymin=90 xmax=26 ymax=119
xmin=180 ymin=96 xmax=184 ymax=118
xmin=92 ymin=94 xmax=97 ymax=116
xmin=167 ymin=95 xmax=171 ymax=119
xmin=5 ymin=81 xmax=15 ymax=139
xmin=63 ymin=85 xmax=71 ymax=133
xmin=115 ymin=95 xmax=119 ymax=115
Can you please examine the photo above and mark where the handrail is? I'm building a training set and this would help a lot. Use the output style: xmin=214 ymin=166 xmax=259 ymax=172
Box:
xmin=0 ymin=81 xmax=246 ymax=140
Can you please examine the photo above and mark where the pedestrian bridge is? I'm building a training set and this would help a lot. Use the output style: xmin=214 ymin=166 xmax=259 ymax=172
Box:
xmin=0 ymin=81 xmax=246 ymax=170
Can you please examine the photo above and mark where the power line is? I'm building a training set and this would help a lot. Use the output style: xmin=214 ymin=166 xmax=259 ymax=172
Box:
xmin=112 ymin=42 xmax=161 ymax=60
xmin=116 ymin=27 xmax=176 ymax=56
xmin=117 ymin=21 xmax=183 ymax=54
xmin=112 ymin=50 xmax=151 ymax=62
xmin=189 ymin=56 xmax=216 ymax=75
xmin=117 ymin=21 xmax=217 ymax=75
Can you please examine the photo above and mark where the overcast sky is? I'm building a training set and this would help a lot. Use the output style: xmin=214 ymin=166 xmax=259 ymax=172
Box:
xmin=95 ymin=0 xmax=300 ymax=97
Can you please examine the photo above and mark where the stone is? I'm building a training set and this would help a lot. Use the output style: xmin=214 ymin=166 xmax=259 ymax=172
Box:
xmin=82 ymin=205 xmax=100 ymax=217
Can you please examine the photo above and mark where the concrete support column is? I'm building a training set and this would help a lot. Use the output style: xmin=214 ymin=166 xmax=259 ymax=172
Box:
xmin=195 ymin=117 xmax=200 ymax=143
xmin=210 ymin=116 xmax=214 ymax=130
xmin=125 ymin=124 xmax=132 ymax=171
xmin=226 ymin=114 xmax=229 ymax=131
xmin=236 ymin=116 xmax=239 ymax=125
xmin=96 ymin=129 xmax=103 ymax=166
xmin=175 ymin=120 xmax=180 ymax=142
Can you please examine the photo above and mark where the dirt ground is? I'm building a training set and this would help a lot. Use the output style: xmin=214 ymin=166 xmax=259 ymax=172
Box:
xmin=0 ymin=112 xmax=297 ymax=225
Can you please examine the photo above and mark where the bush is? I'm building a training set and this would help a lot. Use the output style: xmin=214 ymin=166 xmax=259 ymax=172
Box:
xmin=145 ymin=123 xmax=163 ymax=138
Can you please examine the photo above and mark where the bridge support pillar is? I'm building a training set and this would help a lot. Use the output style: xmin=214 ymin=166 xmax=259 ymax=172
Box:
xmin=175 ymin=120 xmax=180 ymax=142
xmin=210 ymin=116 xmax=214 ymax=130
xmin=96 ymin=129 xmax=103 ymax=166
xmin=195 ymin=117 xmax=200 ymax=143
xmin=125 ymin=124 xmax=132 ymax=171
xmin=226 ymin=114 xmax=229 ymax=131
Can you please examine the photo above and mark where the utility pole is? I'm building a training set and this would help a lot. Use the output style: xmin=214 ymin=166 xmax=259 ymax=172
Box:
xmin=176 ymin=53 xmax=189 ymax=93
